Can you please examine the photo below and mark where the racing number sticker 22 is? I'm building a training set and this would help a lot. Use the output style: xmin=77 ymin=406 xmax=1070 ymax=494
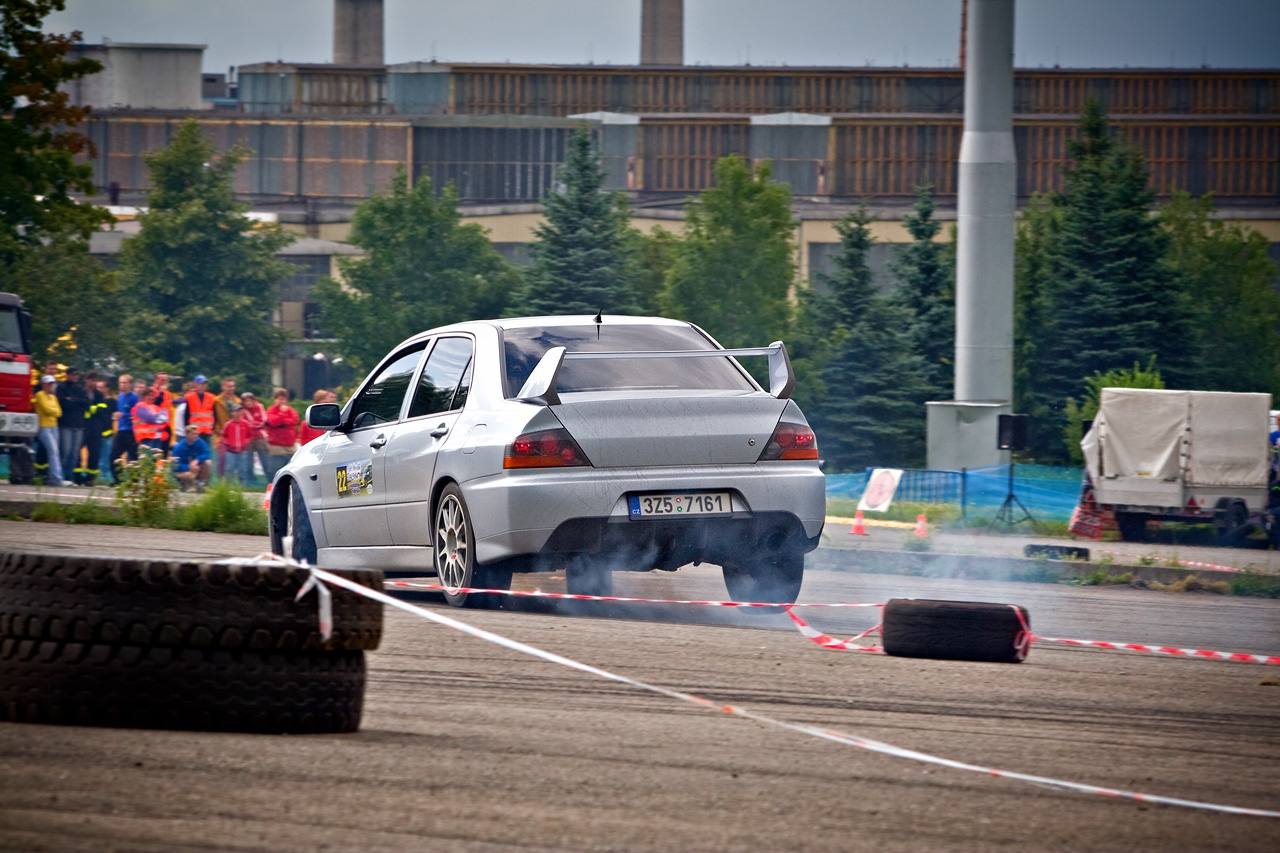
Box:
xmin=336 ymin=458 xmax=374 ymax=499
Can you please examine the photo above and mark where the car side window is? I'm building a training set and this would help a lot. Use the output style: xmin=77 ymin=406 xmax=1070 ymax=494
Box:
xmin=408 ymin=337 xmax=474 ymax=419
xmin=349 ymin=344 xmax=427 ymax=429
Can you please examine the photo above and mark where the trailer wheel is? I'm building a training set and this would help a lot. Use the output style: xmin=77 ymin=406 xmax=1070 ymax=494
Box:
xmin=1217 ymin=501 xmax=1252 ymax=548
xmin=1115 ymin=512 xmax=1149 ymax=543
xmin=881 ymin=599 xmax=1031 ymax=663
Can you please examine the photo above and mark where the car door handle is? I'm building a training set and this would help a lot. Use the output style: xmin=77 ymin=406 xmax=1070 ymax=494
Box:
xmin=369 ymin=434 xmax=387 ymax=449
xmin=430 ymin=423 xmax=449 ymax=438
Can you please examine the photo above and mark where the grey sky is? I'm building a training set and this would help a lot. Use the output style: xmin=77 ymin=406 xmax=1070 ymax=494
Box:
xmin=45 ymin=0 xmax=1280 ymax=74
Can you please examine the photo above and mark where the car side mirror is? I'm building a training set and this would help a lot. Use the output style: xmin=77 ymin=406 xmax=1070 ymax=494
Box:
xmin=305 ymin=403 xmax=342 ymax=431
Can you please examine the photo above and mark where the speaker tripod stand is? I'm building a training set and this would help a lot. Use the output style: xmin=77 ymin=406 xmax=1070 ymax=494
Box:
xmin=987 ymin=462 xmax=1034 ymax=532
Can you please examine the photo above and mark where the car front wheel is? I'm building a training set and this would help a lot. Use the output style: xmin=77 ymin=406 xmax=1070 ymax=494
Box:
xmin=434 ymin=484 xmax=511 ymax=607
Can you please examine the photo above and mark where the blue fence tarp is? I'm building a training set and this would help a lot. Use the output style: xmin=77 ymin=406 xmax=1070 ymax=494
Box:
xmin=826 ymin=464 xmax=1085 ymax=522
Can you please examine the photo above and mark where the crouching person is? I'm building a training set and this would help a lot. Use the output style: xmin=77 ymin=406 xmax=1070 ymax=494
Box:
xmin=171 ymin=425 xmax=211 ymax=493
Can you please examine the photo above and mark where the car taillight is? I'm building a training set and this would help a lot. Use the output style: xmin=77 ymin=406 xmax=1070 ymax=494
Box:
xmin=758 ymin=420 xmax=819 ymax=461
xmin=503 ymin=428 xmax=592 ymax=469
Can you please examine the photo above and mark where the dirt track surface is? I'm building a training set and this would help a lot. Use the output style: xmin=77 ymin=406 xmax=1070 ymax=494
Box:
xmin=1 ymin=522 xmax=1279 ymax=851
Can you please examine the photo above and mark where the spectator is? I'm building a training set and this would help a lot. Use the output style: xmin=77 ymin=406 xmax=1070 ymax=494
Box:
xmin=92 ymin=377 xmax=116 ymax=484
xmin=264 ymin=387 xmax=299 ymax=481
xmin=220 ymin=404 xmax=252 ymax=484
xmin=297 ymin=388 xmax=332 ymax=446
xmin=55 ymin=366 xmax=90 ymax=486
xmin=34 ymin=375 xmax=69 ymax=486
xmin=151 ymin=372 xmax=175 ymax=449
xmin=238 ymin=391 xmax=269 ymax=485
xmin=132 ymin=385 xmax=170 ymax=452
xmin=110 ymin=374 xmax=139 ymax=483
xmin=77 ymin=372 xmax=111 ymax=486
xmin=212 ymin=378 xmax=241 ymax=479
xmin=184 ymin=374 xmax=217 ymax=441
xmin=171 ymin=425 xmax=211 ymax=493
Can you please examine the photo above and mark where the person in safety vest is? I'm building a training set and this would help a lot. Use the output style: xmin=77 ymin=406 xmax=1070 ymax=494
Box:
xmin=151 ymin=373 xmax=175 ymax=449
xmin=132 ymin=386 xmax=170 ymax=452
xmin=76 ymin=372 xmax=112 ymax=486
xmin=184 ymin=374 xmax=216 ymax=439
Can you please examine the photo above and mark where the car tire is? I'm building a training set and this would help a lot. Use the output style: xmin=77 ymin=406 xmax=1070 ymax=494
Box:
xmin=566 ymin=556 xmax=613 ymax=598
xmin=881 ymin=599 xmax=1031 ymax=664
xmin=0 ymin=551 xmax=383 ymax=652
xmin=0 ymin=638 xmax=365 ymax=734
xmin=1115 ymin=511 xmax=1148 ymax=543
xmin=435 ymin=484 xmax=511 ymax=608
xmin=271 ymin=480 xmax=318 ymax=565
xmin=721 ymin=550 xmax=804 ymax=605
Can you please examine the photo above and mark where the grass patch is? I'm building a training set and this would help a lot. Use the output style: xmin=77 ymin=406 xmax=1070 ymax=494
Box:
xmin=171 ymin=481 xmax=268 ymax=536
xmin=901 ymin=535 xmax=932 ymax=552
xmin=1072 ymin=569 xmax=1134 ymax=587
xmin=1228 ymin=571 xmax=1280 ymax=599
xmin=32 ymin=499 xmax=125 ymax=526
xmin=1146 ymin=574 xmax=1231 ymax=595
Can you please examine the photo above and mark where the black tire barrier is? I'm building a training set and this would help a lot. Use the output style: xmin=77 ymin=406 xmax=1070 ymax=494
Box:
xmin=1023 ymin=544 xmax=1091 ymax=562
xmin=0 ymin=551 xmax=383 ymax=652
xmin=0 ymin=638 xmax=365 ymax=734
xmin=881 ymin=599 xmax=1031 ymax=664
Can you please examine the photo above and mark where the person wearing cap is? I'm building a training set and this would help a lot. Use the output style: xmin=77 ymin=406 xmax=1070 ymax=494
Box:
xmin=184 ymin=374 xmax=217 ymax=441
xmin=55 ymin=367 xmax=90 ymax=486
xmin=171 ymin=424 xmax=211 ymax=493
xmin=34 ymin=375 xmax=69 ymax=486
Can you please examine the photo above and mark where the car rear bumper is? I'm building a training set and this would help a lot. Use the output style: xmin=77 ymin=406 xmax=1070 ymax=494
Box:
xmin=462 ymin=463 xmax=826 ymax=565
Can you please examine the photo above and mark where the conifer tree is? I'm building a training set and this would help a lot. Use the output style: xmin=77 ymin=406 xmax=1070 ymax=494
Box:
xmin=518 ymin=128 xmax=638 ymax=316
xmin=805 ymin=206 xmax=932 ymax=470
xmin=1038 ymin=100 xmax=1194 ymax=427
xmin=1013 ymin=194 xmax=1061 ymax=459
xmin=890 ymin=185 xmax=954 ymax=399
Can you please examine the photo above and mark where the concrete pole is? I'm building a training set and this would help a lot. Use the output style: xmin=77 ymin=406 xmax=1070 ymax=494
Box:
xmin=954 ymin=0 xmax=1015 ymax=403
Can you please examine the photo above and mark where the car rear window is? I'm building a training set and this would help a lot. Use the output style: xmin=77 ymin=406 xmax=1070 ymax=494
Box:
xmin=502 ymin=324 xmax=757 ymax=397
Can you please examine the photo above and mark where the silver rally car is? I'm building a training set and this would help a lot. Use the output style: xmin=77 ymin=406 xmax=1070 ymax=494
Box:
xmin=269 ymin=315 xmax=826 ymax=605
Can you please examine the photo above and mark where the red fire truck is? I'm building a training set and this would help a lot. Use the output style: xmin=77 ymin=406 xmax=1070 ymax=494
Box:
xmin=0 ymin=293 xmax=38 ymax=478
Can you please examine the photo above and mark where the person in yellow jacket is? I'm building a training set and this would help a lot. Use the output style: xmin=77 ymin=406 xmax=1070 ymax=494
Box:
xmin=34 ymin=375 xmax=70 ymax=486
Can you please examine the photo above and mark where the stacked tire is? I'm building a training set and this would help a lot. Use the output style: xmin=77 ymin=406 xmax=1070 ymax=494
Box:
xmin=0 ymin=551 xmax=383 ymax=734
xmin=882 ymin=599 xmax=1031 ymax=664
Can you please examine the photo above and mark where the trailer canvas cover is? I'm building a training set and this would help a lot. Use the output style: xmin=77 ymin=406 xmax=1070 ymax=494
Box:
xmin=1083 ymin=389 xmax=1270 ymax=489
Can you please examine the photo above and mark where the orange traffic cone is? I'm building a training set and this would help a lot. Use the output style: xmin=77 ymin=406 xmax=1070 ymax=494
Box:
xmin=914 ymin=513 xmax=929 ymax=538
xmin=850 ymin=510 xmax=868 ymax=536
xmin=262 ymin=482 xmax=273 ymax=513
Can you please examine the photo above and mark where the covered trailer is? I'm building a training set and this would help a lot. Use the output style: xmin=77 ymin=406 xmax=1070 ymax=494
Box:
xmin=1081 ymin=388 xmax=1273 ymax=545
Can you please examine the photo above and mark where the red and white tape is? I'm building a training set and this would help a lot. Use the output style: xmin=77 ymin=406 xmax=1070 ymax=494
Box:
xmin=385 ymin=579 xmax=884 ymax=608
xmin=295 ymin=564 xmax=1278 ymax=819
xmin=1032 ymin=635 xmax=1280 ymax=665
xmin=391 ymin=581 xmax=1280 ymax=668
xmin=1097 ymin=551 xmax=1246 ymax=574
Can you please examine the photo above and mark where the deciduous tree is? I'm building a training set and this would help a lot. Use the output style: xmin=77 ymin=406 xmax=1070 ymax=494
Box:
xmin=313 ymin=168 xmax=518 ymax=375
xmin=119 ymin=120 xmax=295 ymax=381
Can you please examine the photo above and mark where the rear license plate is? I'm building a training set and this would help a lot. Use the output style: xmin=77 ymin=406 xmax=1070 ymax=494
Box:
xmin=629 ymin=492 xmax=731 ymax=518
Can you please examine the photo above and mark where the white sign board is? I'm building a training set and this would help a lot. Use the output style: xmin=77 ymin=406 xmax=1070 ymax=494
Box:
xmin=857 ymin=468 xmax=904 ymax=513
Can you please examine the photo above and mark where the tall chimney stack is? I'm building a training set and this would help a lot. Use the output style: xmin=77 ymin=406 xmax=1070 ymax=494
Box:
xmin=334 ymin=0 xmax=384 ymax=66
xmin=641 ymin=0 xmax=684 ymax=65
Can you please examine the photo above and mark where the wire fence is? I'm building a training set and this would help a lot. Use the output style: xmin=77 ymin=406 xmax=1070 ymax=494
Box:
xmin=826 ymin=464 xmax=1085 ymax=522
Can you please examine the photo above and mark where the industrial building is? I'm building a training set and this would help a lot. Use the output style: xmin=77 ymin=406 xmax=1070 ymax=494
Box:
xmin=70 ymin=0 xmax=1280 ymax=397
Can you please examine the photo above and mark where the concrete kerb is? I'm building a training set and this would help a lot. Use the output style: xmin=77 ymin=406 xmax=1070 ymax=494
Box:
xmin=807 ymin=545 xmax=1251 ymax=587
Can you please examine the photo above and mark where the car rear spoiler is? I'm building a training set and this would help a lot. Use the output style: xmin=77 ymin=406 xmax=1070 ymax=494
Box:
xmin=515 ymin=341 xmax=795 ymax=406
